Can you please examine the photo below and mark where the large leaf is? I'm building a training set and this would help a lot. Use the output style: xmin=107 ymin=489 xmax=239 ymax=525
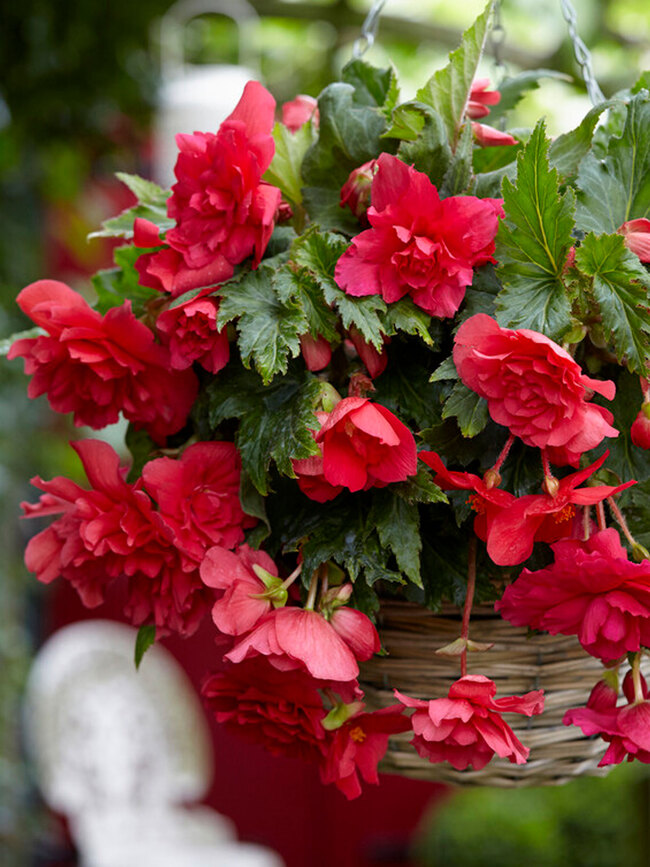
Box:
xmin=592 ymin=369 xmax=650 ymax=484
xmin=341 ymin=59 xmax=398 ymax=109
xmin=576 ymin=92 xmax=650 ymax=233
xmin=263 ymin=121 xmax=314 ymax=208
xmin=495 ymin=120 xmax=575 ymax=339
xmin=416 ymin=2 xmax=494 ymax=150
xmin=487 ymin=69 xmax=572 ymax=123
xmin=89 ymin=173 xmax=173 ymax=240
xmin=549 ymin=99 xmax=620 ymax=182
xmin=575 ymin=232 xmax=650 ymax=375
xmin=442 ymin=381 xmax=489 ymax=437
xmin=397 ymin=105 xmax=452 ymax=188
xmin=371 ymin=490 xmax=422 ymax=587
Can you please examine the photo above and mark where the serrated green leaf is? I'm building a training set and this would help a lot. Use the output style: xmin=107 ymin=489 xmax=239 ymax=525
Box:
xmin=442 ymin=381 xmax=488 ymax=437
xmin=549 ymin=99 xmax=620 ymax=182
xmin=89 ymin=173 xmax=172 ymax=240
xmin=395 ymin=464 xmax=447 ymax=505
xmin=263 ymin=121 xmax=313 ymax=207
xmin=134 ymin=624 xmax=156 ymax=670
xmin=575 ymin=232 xmax=650 ymax=374
xmin=430 ymin=356 xmax=458 ymax=382
xmin=323 ymin=283 xmax=387 ymax=349
xmin=1 ymin=327 xmax=44 ymax=356
xmin=125 ymin=424 xmax=156 ymax=484
xmin=276 ymin=268 xmax=340 ymax=344
xmin=473 ymin=142 xmax=521 ymax=175
xmin=416 ymin=2 xmax=494 ymax=150
xmin=91 ymin=246 xmax=160 ymax=316
xmin=440 ymin=120 xmax=474 ymax=196
xmin=291 ymin=227 xmax=349 ymax=277
xmin=576 ymin=92 xmax=650 ymax=233
xmin=116 ymin=172 xmax=167 ymax=205
xmin=217 ymin=265 xmax=307 ymax=384
xmin=382 ymin=101 xmax=426 ymax=142
xmin=487 ymin=69 xmax=572 ymax=123
xmin=495 ymin=120 xmax=575 ymax=339
xmin=385 ymin=298 xmax=434 ymax=345
xmin=471 ymin=162 xmax=517 ymax=198
xmin=342 ymin=59 xmax=398 ymax=108
xmin=397 ymin=106 xmax=452 ymax=187
xmin=372 ymin=490 xmax=422 ymax=586
xmin=632 ymin=73 xmax=650 ymax=94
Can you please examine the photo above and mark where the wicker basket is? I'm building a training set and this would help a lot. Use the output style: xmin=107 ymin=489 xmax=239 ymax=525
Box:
xmin=360 ymin=600 xmax=627 ymax=788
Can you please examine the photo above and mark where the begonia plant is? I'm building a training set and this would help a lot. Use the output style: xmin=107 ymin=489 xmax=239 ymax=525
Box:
xmin=7 ymin=2 xmax=650 ymax=795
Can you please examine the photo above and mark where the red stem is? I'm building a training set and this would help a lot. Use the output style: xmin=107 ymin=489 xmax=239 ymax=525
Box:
xmin=460 ymin=536 xmax=477 ymax=678
xmin=607 ymin=496 xmax=636 ymax=548
xmin=596 ymin=501 xmax=607 ymax=532
xmin=492 ymin=434 xmax=516 ymax=474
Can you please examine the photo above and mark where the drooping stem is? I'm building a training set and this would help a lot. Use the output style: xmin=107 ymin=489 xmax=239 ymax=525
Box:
xmin=460 ymin=536 xmax=478 ymax=678
xmin=607 ymin=496 xmax=636 ymax=548
xmin=281 ymin=563 xmax=302 ymax=591
xmin=596 ymin=501 xmax=607 ymax=532
xmin=305 ymin=570 xmax=319 ymax=611
xmin=491 ymin=434 xmax=516 ymax=474
xmin=582 ymin=505 xmax=591 ymax=541
xmin=631 ymin=652 xmax=645 ymax=704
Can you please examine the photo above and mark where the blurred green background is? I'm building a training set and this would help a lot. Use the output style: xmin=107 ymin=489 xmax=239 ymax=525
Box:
xmin=1 ymin=0 xmax=649 ymax=863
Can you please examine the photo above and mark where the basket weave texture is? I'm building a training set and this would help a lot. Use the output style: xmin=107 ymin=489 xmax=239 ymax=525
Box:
xmin=360 ymin=601 xmax=622 ymax=788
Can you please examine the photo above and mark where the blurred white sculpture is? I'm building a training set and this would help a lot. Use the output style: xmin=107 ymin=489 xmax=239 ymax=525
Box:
xmin=24 ymin=619 xmax=285 ymax=867
xmin=154 ymin=0 xmax=260 ymax=186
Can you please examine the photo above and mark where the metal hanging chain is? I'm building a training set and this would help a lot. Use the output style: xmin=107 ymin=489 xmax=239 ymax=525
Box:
xmin=489 ymin=0 xmax=508 ymax=85
xmin=353 ymin=0 xmax=387 ymax=59
xmin=559 ymin=0 xmax=605 ymax=106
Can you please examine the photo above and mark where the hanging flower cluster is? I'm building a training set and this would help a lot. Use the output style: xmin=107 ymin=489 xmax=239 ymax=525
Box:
xmin=8 ymin=3 xmax=650 ymax=794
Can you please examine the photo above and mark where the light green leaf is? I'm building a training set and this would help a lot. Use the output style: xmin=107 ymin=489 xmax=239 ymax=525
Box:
xmin=134 ymin=625 xmax=156 ymax=670
xmin=383 ymin=102 xmax=425 ymax=142
xmin=487 ymin=69 xmax=572 ymax=123
xmin=1 ymin=327 xmax=44 ymax=356
xmin=442 ymin=381 xmax=489 ymax=437
xmin=263 ymin=121 xmax=314 ymax=207
xmin=416 ymin=2 xmax=494 ymax=150
xmin=397 ymin=106 xmax=452 ymax=187
xmin=91 ymin=246 xmax=160 ymax=316
xmin=89 ymin=173 xmax=172 ymax=240
xmin=385 ymin=298 xmax=434 ymax=345
xmin=549 ymin=99 xmax=621 ymax=182
xmin=575 ymin=232 xmax=650 ymax=375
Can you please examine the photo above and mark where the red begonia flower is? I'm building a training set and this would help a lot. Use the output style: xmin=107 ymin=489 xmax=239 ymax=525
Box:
xmin=396 ymin=675 xmax=544 ymax=770
xmin=496 ymin=529 xmax=650 ymax=662
xmin=334 ymin=154 xmax=503 ymax=318
xmin=281 ymin=94 xmax=319 ymax=132
xmin=299 ymin=333 xmax=332 ymax=372
xmin=340 ymin=159 xmax=378 ymax=221
xmin=292 ymin=410 xmax=345 ymax=502
xmin=631 ymin=404 xmax=650 ymax=449
xmin=466 ymin=78 xmax=501 ymax=119
xmin=617 ymin=218 xmax=650 ymax=263
xmin=9 ymin=280 xmax=197 ymax=443
xmin=348 ymin=326 xmax=389 ymax=379
xmin=471 ymin=122 xmax=517 ymax=147
xmin=155 ymin=294 xmax=229 ymax=374
xmin=315 ymin=396 xmax=417 ymax=492
xmin=453 ymin=314 xmax=618 ymax=465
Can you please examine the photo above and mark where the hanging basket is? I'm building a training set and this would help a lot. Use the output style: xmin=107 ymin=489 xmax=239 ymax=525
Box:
xmin=360 ymin=601 xmax=628 ymax=787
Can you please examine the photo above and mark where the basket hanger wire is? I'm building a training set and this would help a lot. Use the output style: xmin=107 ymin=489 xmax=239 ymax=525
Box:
xmin=352 ymin=0 xmax=387 ymax=59
xmin=559 ymin=0 xmax=605 ymax=106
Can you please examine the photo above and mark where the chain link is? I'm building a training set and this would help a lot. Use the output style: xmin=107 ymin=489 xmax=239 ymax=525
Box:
xmin=489 ymin=0 xmax=508 ymax=84
xmin=352 ymin=0 xmax=387 ymax=59
xmin=559 ymin=0 xmax=605 ymax=106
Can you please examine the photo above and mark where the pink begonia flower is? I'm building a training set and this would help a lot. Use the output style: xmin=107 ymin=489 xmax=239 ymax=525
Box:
xmin=202 ymin=658 xmax=328 ymax=763
xmin=471 ymin=122 xmax=517 ymax=147
xmin=484 ymin=452 xmax=634 ymax=566
xmin=292 ymin=411 xmax=345 ymax=503
xmin=564 ymin=671 xmax=650 ymax=766
xmin=299 ymin=333 xmax=332 ymax=371
xmin=320 ymin=705 xmax=410 ymax=799
xmin=453 ymin=314 xmax=618 ymax=465
xmin=348 ymin=326 xmax=389 ymax=379
xmin=22 ymin=439 xmax=210 ymax=636
xmin=315 ymin=396 xmax=417 ymax=492
xmin=466 ymin=78 xmax=501 ymax=119
xmin=200 ymin=544 xmax=282 ymax=636
xmin=281 ymin=94 xmax=319 ymax=132
xmin=155 ymin=294 xmax=229 ymax=374
xmin=631 ymin=405 xmax=650 ymax=449
xmin=225 ymin=605 xmax=380 ymax=682
xmin=340 ymin=159 xmax=378 ymax=221
xmin=334 ymin=154 xmax=503 ymax=318
xmin=396 ymin=675 xmax=544 ymax=770
xmin=165 ymin=81 xmax=282 ymax=272
xmin=9 ymin=280 xmax=198 ymax=443
xmin=142 ymin=441 xmax=256 ymax=562
xmin=496 ymin=529 xmax=650 ymax=662
xmin=617 ymin=218 xmax=650 ymax=263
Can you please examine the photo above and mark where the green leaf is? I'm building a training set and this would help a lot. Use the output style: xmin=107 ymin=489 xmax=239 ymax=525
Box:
xmin=342 ymin=59 xmax=398 ymax=108
xmin=575 ymin=232 xmax=650 ymax=375
xmin=134 ymin=624 xmax=156 ymax=670
xmin=217 ymin=264 xmax=307 ymax=384
xmin=457 ymin=263 xmax=502 ymax=325
xmin=89 ymin=173 xmax=172 ymax=240
xmin=1 ymin=327 xmax=44 ymax=356
xmin=239 ymin=469 xmax=270 ymax=547
xmin=549 ymin=99 xmax=620 ymax=182
xmin=397 ymin=106 xmax=452 ymax=187
xmin=291 ymin=227 xmax=349 ymax=279
xmin=430 ymin=356 xmax=458 ymax=382
xmin=473 ymin=142 xmax=521 ymax=175
xmin=206 ymin=365 xmax=321 ymax=495
xmin=263 ymin=121 xmax=313 ymax=207
xmin=371 ymin=490 xmax=422 ymax=586
xmin=324 ymin=284 xmax=387 ymax=350
xmin=442 ymin=381 xmax=489 ymax=437
xmin=495 ymin=120 xmax=575 ymax=339
xmin=576 ymin=92 xmax=650 ymax=233
xmin=395 ymin=464 xmax=447 ymax=505
xmin=416 ymin=1 xmax=494 ymax=150
xmin=374 ymin=352 xmax=444 ymax=430
xmin=276 ymin=268 xmax=340 ymax=344
xmin=383 ymin=102 xmax=426 ymax=142
xmin=91 ymin=246 xmax=160 ymax=316
xmin=632 ymin=72 xmax=650 ymax=94
xmin=440 ymin=120 xmax=474 ymax=196
xmin=125 ymin=424 xmax=156 ymax=484
xmin=471 ymin=162 xmax=517 ymax=198
xmin=487 ymin=69 xmax=572 ymax=123
xmin=594 ymin=369 xmax=650 ymax=483
xmin=385 ymin=297 xmax=434 ymax=345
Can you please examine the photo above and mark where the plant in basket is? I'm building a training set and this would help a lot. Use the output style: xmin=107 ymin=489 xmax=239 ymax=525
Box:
xmin=7 ymin=1 xmax=650 ymax=796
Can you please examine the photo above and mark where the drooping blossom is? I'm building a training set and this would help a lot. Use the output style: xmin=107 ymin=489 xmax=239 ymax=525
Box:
xmin=22 ymin=439 xmax=210 ymax=636
xmin=225 ymin=604 xmax=380 ymax=682
xmin=617 ymin=218 xmax=650 ymax=263
xmin=292 ymin=410 xmax=344 ymax=503
xmin=348 ymin=327 xmax=389 ymax=379
xmin=8 ymin=280 xmax=197 ymax=443
xmin=155 ymin=294 xmax=229 ymax=373
xmin=299 ymin=334 xmax=332 ymax=372
xmin=484 ymin=452 xmax=635 ymax=566
xmin=631 ymin=405 xmax=650 ymax=449
xmin=340 ymin=159 xmax=377 ymax=221
xmin=281 ymin=94 xmax=319 ymax=132
xmin=320 ymin=704 xmax=410 ymax=799
xmin=471 ymin=123 xmax=517 ymax=147
xmin=466 ymin=78 xmax=501 ymax=119
xmin=564 ymin=671 xmax=650 ymax=766
xmin=334 ymin=154 xmax=504 ymax=318
xmin=496 ymin=529 xmax=650 ymax=662
xmin=315 ymin=396 xmax=417 ymax=492
xmin=200 ymin=544 xmax=284 ymax=636
xmin=453 ymin=314 xmax=618 ymax=465
xmin=396 ymin=675 xmax=544 ymax=770
xmin=141 ymin=441 xmax=255 ymax=562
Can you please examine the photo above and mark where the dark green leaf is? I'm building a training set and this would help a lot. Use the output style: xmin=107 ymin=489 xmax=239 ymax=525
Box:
xmin=263 ymin=121 xmax=313 ymax=207
xmin=395 ymin=464 xmax=447 ymax=505
xmin=575 ymin=232 xmax=650 ymax=375
xmin=457 ymin=263 xmax=502 ymax=326
xmin=291 ymin=227 xmax=349 ymax=279
xmin=374 ymin=351 xmax=443 ymax=430
xmin=495 ymin=120 xmax=575 ymax=339
xmin=1 ymin=327 xmax=44 ymax=356
xmin=371 ymin=489 xmax=422 ymax=586
xmin=440 ymin=120 xmax=474 ymax=196
xmin=549 ymin=99 xmax=620 ymax=182
xmin=442 ymin=381 xmax=489 ymax=437
xmin=125 ymin=424 xmax=156 ymax=484
xmin=487 ymin=69 xmax=572 ymax=123
xmin=397 ymin=106 xmax=452 ymax=187
xmin=323 ymin=283 xmax=387 ymax=350
xmin=89 ymin=173 xmax=172 ymax=240
xmin=593 ymin=369 xmax=650 ymax=483
xmin=342 ymin=60 xmax=398 ymax=108
xmin=134 ymin=624 xmax=156 ymax=670
xmin=276 ymin=268 xmax=340 ymax=344
xmin=416 ymin=2 xmax=494 ymax=150
xmin=471 ymin=162 xmax=517 ymax=197
xmin=429 ymin=356 xmax=458 ymax=382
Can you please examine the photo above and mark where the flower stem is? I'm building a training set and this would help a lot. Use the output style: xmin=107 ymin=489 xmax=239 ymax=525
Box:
xmin=596 ymin=501 xmax=607 ymax=532
xmin=631 ymin=652 xmax=645 ymax=704
xmin=492 ymin=434 xmax=516 ymax=474
xmin=281 ymin=563 xmax=302 ymax=591
xmin=305 ymin=571 xmax=319 ymax=611
xmin=460 ymin=536 xmax=477 ymax=678
xmin=607 ymin=496 xmax=636 ymax=548
xmin=582 ymin=505 xmax=591 ymax=541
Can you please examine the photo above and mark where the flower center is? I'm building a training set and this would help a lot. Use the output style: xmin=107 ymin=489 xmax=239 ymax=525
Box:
xmin=467 ymin=493 xmax=486 ymax=515
xmin=349 ymin=725 xmax=367 ymax=744
xmin=553 ymin=504 xmax=576 ymax=523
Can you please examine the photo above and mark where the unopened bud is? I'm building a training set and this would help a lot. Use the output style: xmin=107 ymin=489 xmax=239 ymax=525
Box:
xmin=482 ymin=468 xmax=502 ymax=489
xmin=542 ymin=475 xmax=560 ymax=498
xmin=632 ymin=542 xmax=650 ymax=563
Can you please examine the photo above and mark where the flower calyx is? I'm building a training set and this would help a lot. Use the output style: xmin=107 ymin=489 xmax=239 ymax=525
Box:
xmin=319 ymin=582 xmax=353 ymax=620
xmin=322 ymin=700 xmax=366 ymax=731
xmin=435 ymin=637 xmax=494 ymax=657
xmin=251 ymin=563 xmax=288 ymax=608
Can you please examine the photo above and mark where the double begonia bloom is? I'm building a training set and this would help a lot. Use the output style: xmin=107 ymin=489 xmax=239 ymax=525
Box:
xmin=564 ymin=672 xmax=650 ymax=766
xmin=334 ymin=154 xmax=503 ymax=318
xmin=141 ymin=441 xmax=255 ymax=562
xmin=9 ymin=280 xmax=198 ymax=442
xmin=225 ymin=605 xmax=380 ymax=682
xmin=315 ymin=396 xmax=417 ymax=492
xmin=155 ymin=294 xmax=229 ymax=374
xmin=22 ymin=439 xmax=209 ymax=636
xmin=320 ymin=704 xmax=410 ymax=799
xmin=396 ymin=675 xmax=544 ymax=770
xmin=496 ymin=529 xmax=650 ymax=662
xmin=292 ymin=411 xmax=345 ymax=503
xmin=454 ymin=314 xmax=618 ymax=465
xmin=617 ymin=218 xmax=650 ymax=263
